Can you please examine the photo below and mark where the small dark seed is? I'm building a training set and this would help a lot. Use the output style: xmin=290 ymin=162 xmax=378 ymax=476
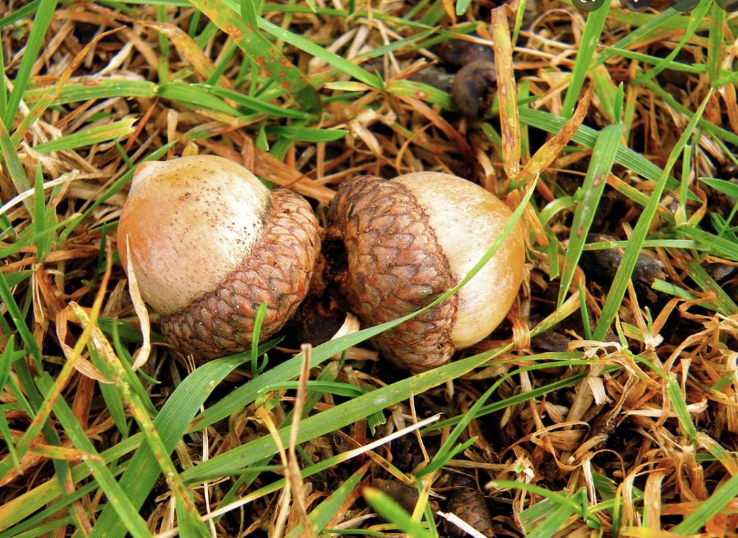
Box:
xmin=372 ymin=479 xmax=419 ymax=513
xmin=531 ymin=331 xmax=571 ymax=353
xmin=580 ymin=234 xmax=664 ymax=286
xmin=707 ymin=262 xmax=738 ymax=283
xmin=439 ymin=37 xmax=495 ymax=68
xmin=445 ymin=487 xmax=495 ymax=537
xmin=452 ymin=61 xmax=497 ymax=118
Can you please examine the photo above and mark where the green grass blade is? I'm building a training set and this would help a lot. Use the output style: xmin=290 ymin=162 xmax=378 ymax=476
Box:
xmin=0 ymin=436 xmax=141 ymax=532
xmin=713 ymin=70 xmax=738 ymax=87
xmin=388 ymin=80 xmax=453 ymax=109
xmin=35 ymin=375 xmax=154 ymax=538
xmin=156 ymin=83 xmax=240 ymax=115
xmin=240 ymin=0 xmax=258 ymax=28
xmin=363 ymin=488 xmax=433 ymax=538
xmin=490 ymin=482 xmax=594 ymax=528
xmin=212 ymin=361 xmax=341 ymax=522
xmin=519 ymin=498 xmax=558 ymax=534
xmin=3 ymin=0 xmax=59 ymax=126
xmin=528 ymin=490 xmax=588 ymax=538
xmin=421 ymin=382 xmax=499 ymax=475
xmin=0 ymin=40 xmax=5 ymax=119
xmin=641 ymin=78 xmax=738 ymax=147
xmin=0 ymin=0 xmax=41 ymax=29
xmin=0 ymin=218 xmax=74 ymax=262
xmin=32 ymin=165 xmax=47 ymax=261
xmin=667 ymin=379 xmax=697 ymax=440
xmin=257 ymin=17 xmax=383 ymax=89
xmin=6 ymin=516 xmax=77 ymax=538
xmin=601 ymin=47 xmax=704 ymax=74
xmin=676 ymin=226 xmax=738 ymax=262
xmin=612 ymin=82 xmax=623 ymax=123
xmin=88 ymin=351 xmax=263 ymax=538
xmin=250 ymin=301 xmax=268 ymax=376
xmin=674 ymin=471 xmax=738 ymax=533
xmin=187 ymin=0 xmax=322 ymax=109
xmin=259 ymin=380 xmax=365 ymax=397
xmin=0 ymin=340 xmax=19 ymax=468
xmin=265 ymin=125 xmax=347 ymax=142
xmin=184 ymin=346 xmax=513 ymax=483
xmin=676 ymin=143 xmax=693 ymax=225
xmin=428 ymin=360 xmax=606 ymax=431
xmin=699 ymin=176 xmax=738 ymax=198
xmin=539 ymin=196 xmax=575 ymax=226
xmin=110 ymin=327 xmax=161 ymax=413
xmin=33 ymin=119 xmax=136 ymax=154
xmin=633 ymin=0 xmax=711 ymax=86
xmin=0 ymin=121 xmax=31 ymax=211
xmin=558 ymin=123 xmax=624 ymax=306
xmin=519 ymin=108 xmax=688 ymax=198
xmin=652 ymin=279 xmax=704 ymax=305
xmin=0 ymin=338 xmax=16 ymax=401
xmin=0 ymin=268 xmax=42 ymax=369
xmin=285 ymin=465 xmax=368 ymax=538
xmin=685 ymin=260 xmax=738 ymax=315
xmin=416 ymin=438 xmax=475 ymax=479
xmin=593 ymin=91 xmax=712 ymax=341
xmin=455 ymin=0 xmax=471 ymax=15
xmin=206 ymin=39 xmax=238 ymax=84
xmin=23 ymin=80 xmax=157 ymax=106
xmin=88 ymin=345 xmax=129 ymax=437
xmin=561 ymin=3 xmax=610 ymax=117
xmin=707 ymin=1 xmax=726 ymax=84
xmin=199 ymin=85 xmax=311 ymax=118
xmin=593 ymin=3 xmax=690 ymax=68
xmin=3 ymin=361 xmax=68 ymax=486
xmin=0 ymin=412 xmax=20 ymax=472
xmin=591 ymin=66 xmax=617 ymax=123
xmin=210 ymin=421 xmax=438 ymax=536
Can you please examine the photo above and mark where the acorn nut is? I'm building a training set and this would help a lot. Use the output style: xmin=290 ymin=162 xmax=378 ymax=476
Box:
xmin=118 ymin=155 xmax=321 ymax=359
xmin=327 ymin=173 xmax=525 ymax=373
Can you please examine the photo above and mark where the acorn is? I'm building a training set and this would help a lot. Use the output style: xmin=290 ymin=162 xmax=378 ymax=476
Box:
xmin=117 ymin=155 xmax=321 ymax=359
xmin=327 ymin=173 xmax=525 ymax=373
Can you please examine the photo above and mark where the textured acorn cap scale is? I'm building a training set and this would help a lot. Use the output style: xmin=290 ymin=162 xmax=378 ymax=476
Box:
xmin=328 ymin=172 xmax=524 ymax=372
xmin=118 ymin=155 xmax=321 ymax=359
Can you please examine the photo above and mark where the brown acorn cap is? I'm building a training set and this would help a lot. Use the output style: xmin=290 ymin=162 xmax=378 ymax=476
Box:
xmin=327 ymin=176 xmax=458 ymax=372
xmin=160 ymin=188 xmax=321 ymax=358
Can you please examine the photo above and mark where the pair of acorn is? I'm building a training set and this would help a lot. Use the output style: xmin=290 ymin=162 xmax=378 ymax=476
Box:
xmin=118 ymin=156 xmax=524 ymax=373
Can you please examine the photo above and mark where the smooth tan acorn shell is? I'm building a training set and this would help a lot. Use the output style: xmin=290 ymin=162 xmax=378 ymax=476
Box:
xmin=118 ymin=156 xmax=321 ymax=359
xmin=328 ymin=174 xmax=524 ymax=372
